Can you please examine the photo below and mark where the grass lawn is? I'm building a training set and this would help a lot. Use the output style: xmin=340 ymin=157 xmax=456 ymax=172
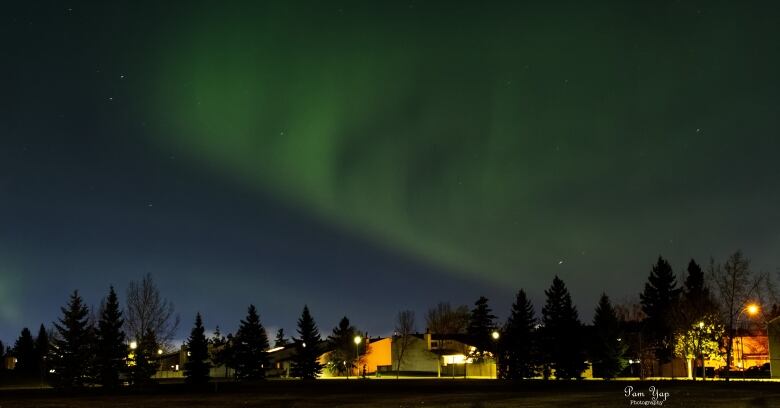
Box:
xmin=1 ymin=379 xmax=778 ymax=407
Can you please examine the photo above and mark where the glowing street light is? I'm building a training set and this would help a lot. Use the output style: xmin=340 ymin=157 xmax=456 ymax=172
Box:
xmin=354 ymin=335 xmax=362 ymax=378
xmin=491 ymin=331 xmax=500 ymax=340
xmin=746 ymin=304 xmax=760 ymax=316
xmin=157 ymin=349 xmax=163 ymax=355
xmin=129 ymin=341 xmax=138 ymax=350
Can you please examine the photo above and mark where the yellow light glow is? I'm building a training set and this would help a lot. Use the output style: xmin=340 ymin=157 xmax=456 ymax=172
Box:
xmin=698 ymin=321 xmax=705 ymax=329
xmin=354 ymin=335 xmax=362 ymax=345
xmin=747 ymin=304 xmax=760 ymax=316
xmin=129 ymin=341 xmax=137 ymax=350
xmin=157 ymin=349 xmax=163 ymax=355
xmin=492 ymin=331 xmax=500 ymax=340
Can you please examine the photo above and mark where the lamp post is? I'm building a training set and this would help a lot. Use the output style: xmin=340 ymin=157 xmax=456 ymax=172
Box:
xmin=735 ymin=304 xmax=760 ymax=378
xmin=354 ymin=335 xmax=362 ymax=378
xmin=492 ymin=331 xmax=500 ymax=379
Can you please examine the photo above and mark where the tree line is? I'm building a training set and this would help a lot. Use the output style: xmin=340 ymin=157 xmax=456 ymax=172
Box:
xmin=1 ymin=250 xmax=776 ymax=387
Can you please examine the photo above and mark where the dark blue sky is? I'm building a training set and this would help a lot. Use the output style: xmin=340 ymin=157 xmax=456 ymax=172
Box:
xmin=2 ymin=0 xmax=779 ymax=345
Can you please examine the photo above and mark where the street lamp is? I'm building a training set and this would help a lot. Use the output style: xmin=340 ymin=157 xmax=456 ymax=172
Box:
xmin=736 ymin=303 xmax=761 ymax=375
xmin=129 ymin=341 xmax=138 ymax=350
xmin=354 ymin=335 xmax=362 ymax=378
xmin=492 ymin=331 xmax=500 ymax=379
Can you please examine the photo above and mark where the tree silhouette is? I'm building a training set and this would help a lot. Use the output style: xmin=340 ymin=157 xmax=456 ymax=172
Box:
xmin=591 ymin=294 xmax=627 ymax=379
xmin=94 ymin=286 xmax=127 ymax=389
xmin=209 ymin=326 xmax=231 ymax=378
xmin=291 ymin=305 xmax=323 ymax=379
xmin=640 ymin=256 xmax=680 ymax=364
xmin=500 ymin=289 xmax=538 ymax=379
xmin=184 ymin=313 xmax=210 ymax=385
xmin=393 ymin=310 xmax=415 ymax=379
xmin=541 ymin=276 xmax=586 ymax=379
xmin=35 ymin=324 xmax=50 ymax=383
xmin=233 ymin=305 xmax=269 ymax=380
xmin=467 ymin=296 xmax=498 ymax=357
xmin=130 ymin=329 xmax=158 ymax=387
xmin=50 ymin=291 xmax=94 ymax=388
xmin=13 ymin=327 xmax=36 ymax=377
xmin=274 ymin=328 xmax=289 ymax=347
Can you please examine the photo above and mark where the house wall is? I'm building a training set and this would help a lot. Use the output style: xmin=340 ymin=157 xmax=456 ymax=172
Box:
xmin=391 ymin=336 xmax=439 ymax=374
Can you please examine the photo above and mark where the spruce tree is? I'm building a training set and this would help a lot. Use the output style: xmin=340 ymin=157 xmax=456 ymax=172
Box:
xmin=209 ymin=326 xmax=230 ymax=378
xmin=184 ymin=313 xmax=210 ymax=385
xmin=541 ymin=276 xmax=586 ymax=379
xmin=51 ymin=290 xmax=93 ymax=388
xmin=233 ymin=304 xmax=269 ymax=380
xmin=274 ymin=328 xmax=289 ymax=347
xmin=640 ymin=256 xmax=680 ymax=363
xmin=467 ymin=296 xmax=498 ymax=356
xmin=130 ymin=329 xmax=158 ymax=386
xmin=13 ymin=328 xmax=36 ymax=377
xmin=291 ymin=305 xmax=323 ymax=379
xmin=501 ymin=289 xmax=538 ymax=379
xmin=683 ymin=259 xmax=715 ymax=314
xmin=591 ymin=294 xmax=627 ymax=379
xmin=94 ymin=286 xmax=127 ymax=389
xmin=35 ymin=324 xmax=49 ymax=380
xmin=326 ymin=316 xmax=360 ymax=377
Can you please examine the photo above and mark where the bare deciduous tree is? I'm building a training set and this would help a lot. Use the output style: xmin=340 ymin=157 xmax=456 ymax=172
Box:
xmin=425 ymin=302 xmax=469 ymax=334
xmin=709 ymin=251 xmax=774 ymax=380
xmin=125 ymin=274 xmax=179 ymax=349
xmin=394 ymin=310 xmax=415 ymax=379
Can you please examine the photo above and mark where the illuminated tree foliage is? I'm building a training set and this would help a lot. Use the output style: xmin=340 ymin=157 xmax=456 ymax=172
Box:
xmin=499 ymin=289 xmax=538 ymax=379
xmin=50 ymin=291 xmax=94 ymax=388
xmin=674 ymin=315 xmax=724 ymax=380
xmin=233 ymin=305 xmax=270 ymax=380
xmin=590 ymin=294 xmax=627 ymax=379
xmin=292 ymin=305 xmax=324 ymax=379
xmin=184 ymin=312 xmax=210 ymax=385
xmin=541 ymin=276 xmax=586 ymax=379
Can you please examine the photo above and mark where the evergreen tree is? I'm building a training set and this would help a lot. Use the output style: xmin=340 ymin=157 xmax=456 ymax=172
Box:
xmin=50 ymin=290 xmax=94 ymax=388
xmin=291 ymin=305 xmax=324 ymax=379
xmin=326 ymin=316 xmax=362 ymax=377
xmin=640 ymin=256 xmax=680 ymax=363
xmin=682 ymin=259 xmax=715 ymax=314
xmin=35 ymin=324 xmax=50 ymax=380
xmin=591 ymin=294 xmax=627 ymax=379
xmin=130 ymin=329 xmax=158 ymax=387
xmin=13 ymin=328 xmax=36 ymax=377
xmin=274 ymin=328 xmax=289 ymax=347
xmin=233 ymin=304 xmax=269 ymax=380
xmin=209 ymin=326 xmax=230 ymax=378
xmin=467 ymin=296 xmax=498 ymax=356
xmin=500 ymin=289 xmax=538 ymax=379
xmin=94 ymin=286 xmax=127 ymax=389
xmin=541 ymin=276 xmax=586 ymax=379
xmin=184 ymin=313 xmax=210 ymax=385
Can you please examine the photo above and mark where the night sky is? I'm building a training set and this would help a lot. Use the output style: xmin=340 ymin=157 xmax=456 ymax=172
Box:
xmin=2 ymin=1 xmax=779 ymax=344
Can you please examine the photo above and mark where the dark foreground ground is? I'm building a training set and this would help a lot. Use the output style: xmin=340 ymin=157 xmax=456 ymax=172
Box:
xmin=1 ymin=380 xmax=779 ymax=408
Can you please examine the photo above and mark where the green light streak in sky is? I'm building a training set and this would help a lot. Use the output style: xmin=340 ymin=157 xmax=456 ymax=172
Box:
xmin=150 ymin=2 xmax=778 ymax=288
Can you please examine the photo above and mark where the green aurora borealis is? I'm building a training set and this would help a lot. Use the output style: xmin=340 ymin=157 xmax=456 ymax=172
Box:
xmin=2 ymin=1 xmax=779 ymax=340
xmin=152 ymin=2 xmax=779 ymax=286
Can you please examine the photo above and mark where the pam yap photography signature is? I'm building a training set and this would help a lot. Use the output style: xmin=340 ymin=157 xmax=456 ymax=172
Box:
xmin=624 ymin=385 xmax=670 ymax=406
